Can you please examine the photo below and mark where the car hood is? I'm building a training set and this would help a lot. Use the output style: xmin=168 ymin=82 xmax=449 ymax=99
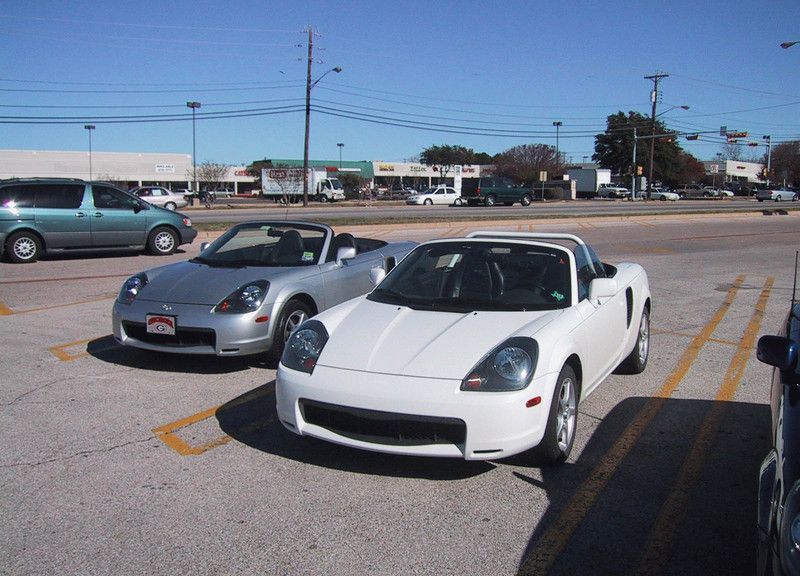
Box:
xmin=137 ymin=260 xmax=312 ymax=305
xmin=318 ymin=299 xmax=560 ymax=379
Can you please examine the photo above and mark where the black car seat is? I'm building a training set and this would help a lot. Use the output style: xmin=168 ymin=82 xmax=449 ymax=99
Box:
xmin=271 ymin=230 xmax=305 ymax=264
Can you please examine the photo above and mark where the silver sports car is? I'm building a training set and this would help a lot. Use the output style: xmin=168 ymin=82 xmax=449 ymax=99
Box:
xmin=112 ymin=220 xmax=416 ymax=359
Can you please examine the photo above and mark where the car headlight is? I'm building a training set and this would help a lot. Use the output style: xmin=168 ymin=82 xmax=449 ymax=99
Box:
xmin=781 ymin=480 xmax=800 ymax=572
xmin=117 ymin=273 xmax=148 ymax=305
xmin=281 ymin=320 xmax=329 ymax=374
xmin=461 ymin=337 xmax=538 ymax=392
xmin=214 ymin=280 xmax=269 ymax=314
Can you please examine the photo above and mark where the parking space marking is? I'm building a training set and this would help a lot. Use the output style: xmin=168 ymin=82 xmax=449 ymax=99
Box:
xmin=1 ymin=295 xmax=116 ymax=316
xmin=634 ymin=276 xmax=773 ymax=575
xmin=651 ymin=328 xmax=739 ymax=347
xmin=0 ymin=301 xmax=12 ymax=315
xmin=0 ymin=273 xmax=129 ymax=285
xmin=517 ymin=274 xmax=745 ymax=575
xmin=48 ymin=336 xmax=118 ymax=361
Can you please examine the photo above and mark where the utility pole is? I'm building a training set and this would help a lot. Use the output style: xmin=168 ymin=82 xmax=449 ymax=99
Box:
xmin=645 ymin=72 xmax=668 ymax=201
xmin=302 ymin=26 xmax=313 ymax=207
xmin=631 ymin=127 xmax=637 ymax=200
xmin=763 ymin=135 xmax=772 ymax=187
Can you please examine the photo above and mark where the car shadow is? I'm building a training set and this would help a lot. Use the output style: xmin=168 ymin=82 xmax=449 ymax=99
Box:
xmin=512 ymin=397 xmax=770 ymax=575
xmin=215 ymin=382 xmax=495 ymax=480
xmin=86 ymin=335 xmax=264 ymax=374
xmin=41 ymin=248 xmax=189 ymax=262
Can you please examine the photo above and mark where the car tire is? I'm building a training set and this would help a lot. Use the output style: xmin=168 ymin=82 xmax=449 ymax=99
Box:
xmin=424 ymin=198 xmax=433 ymax=205
xmin=616 ymin=307 xmax=650 ymax=375
xmin=269 ymin=299 xmax=312 ymax=362
xmin=318 ymin=195 xmax=328 ymax=203
xmin=484 ymin=195 xmax=496 ymax=207
xmin=775 ymin=196 xmax=781 ymax=202
xmin=6 ymin=230 xmax=42 ymax=263
xmin=659 ymin=196 xmax=667 ymax=201
xmin=534 ymin=364 xmax=578 ymax=465
xmin=147 ymin=226 xmax=178 ymax=256
xmin=758 ymin=198 xmax=764 ymax=202
xmin=520 ymin=194 xmax=532 ymax=206
xmin=453 ymin=197 xmax=464 ymax=206
xmin=164 ymin=202 xmax=177 ymax=211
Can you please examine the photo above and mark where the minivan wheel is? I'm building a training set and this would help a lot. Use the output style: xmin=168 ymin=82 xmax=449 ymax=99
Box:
xmin=6 ymin=231 xmax=42 ymax=263
xmin=147 ymin=226 xmax=178 ymax=255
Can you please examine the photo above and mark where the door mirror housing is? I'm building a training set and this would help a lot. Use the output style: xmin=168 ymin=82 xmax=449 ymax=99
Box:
xmin=199 ymin=242 xmax=211 ymax=252
xmin=370 ymin=267 xmax=386 ymax=287
xmin=588 ymin=277 xmax=617 ymax=300
xmin=336 ymin=246 xmax=356 ymax=266
xmin=757 ymin=335 xmax=798 ymax=371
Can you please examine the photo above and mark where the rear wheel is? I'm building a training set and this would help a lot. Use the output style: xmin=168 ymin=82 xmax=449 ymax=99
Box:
xmin=520 ymin=194 xmax=532 ymax=206
xmin=269 ymin=300 xmax=312 ymax=362
xmin=6 ymin=231 xmax=42 ymax=263
xmin=484 ymin=195 xmax=496 ymax=207
xmin=147 ymin=226 xmax=178 ymax=255
xmin=534 ymin=365 xmax=578 ymax=465
xmin=617 ymin=308 xmax=650 ymax=374
xmin=424 ymin=198 xmax=433 ymax=205
xmin=164 ymin=201 xmax=177 ymax=211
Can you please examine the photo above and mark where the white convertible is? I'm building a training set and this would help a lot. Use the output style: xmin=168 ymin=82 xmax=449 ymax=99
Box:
xmin=276 ymin=231 xmax=651 ymax=464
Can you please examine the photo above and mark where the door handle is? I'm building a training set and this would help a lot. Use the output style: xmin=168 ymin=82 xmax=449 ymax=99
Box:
xmin=75 ymin=212 xmax=86 ymax=218
xmin=93 ymin=212 xmax=104 ymax=218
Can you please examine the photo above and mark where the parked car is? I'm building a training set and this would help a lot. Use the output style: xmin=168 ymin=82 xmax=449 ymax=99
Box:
xmin=208 ymin=187 xmax=235 ymax=198
xmin=405 ymin=186 xmax=462 ymax=206
xmin=0 ymin=178 xmax=196 ymax=263
xmin=596 ymin=183 xmax=630 ymax=198
xmin=649 ymin=188 xmax=680 ymax=201
xmin=756 ymin=290 xmax=800 ymax=575
xmin=113 ymin=221 xmax=416 ymax=359
xmin=276 ymin=231 xmax=651 ymax=464
xmin=675 ymin=184 xmax=719 ymax=198
xmin=460 ymin=176 xmax=534 ymax=207
xmin=756 ymin=188 xmax=798 ymax=202
xmin=129 ymin=186 xmax=189 ymax=211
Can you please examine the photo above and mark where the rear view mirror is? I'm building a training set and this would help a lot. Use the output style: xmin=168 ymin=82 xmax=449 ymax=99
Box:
xmin=757 ymin=335 xmax=798 ymax=371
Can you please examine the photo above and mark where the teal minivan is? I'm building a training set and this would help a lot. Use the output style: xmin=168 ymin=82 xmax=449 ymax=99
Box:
xmin=0 ymin=178 xmax=197 ymax=263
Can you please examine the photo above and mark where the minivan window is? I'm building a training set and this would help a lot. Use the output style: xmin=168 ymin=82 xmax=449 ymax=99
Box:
xmin=92 ymin=185 xmax=140 ymax=210
xmin=0 ymin=185 xmax=36 ymax=208
xmin=33 ymin=184 xmax=85 ymax=209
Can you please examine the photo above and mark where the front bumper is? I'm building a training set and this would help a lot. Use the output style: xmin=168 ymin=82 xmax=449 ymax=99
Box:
xmin=276 ymin=364 xmax=558 ymax=460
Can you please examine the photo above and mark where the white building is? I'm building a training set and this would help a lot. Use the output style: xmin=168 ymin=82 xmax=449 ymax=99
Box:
xmin=704 ymin=159 xmax=764 ymax=184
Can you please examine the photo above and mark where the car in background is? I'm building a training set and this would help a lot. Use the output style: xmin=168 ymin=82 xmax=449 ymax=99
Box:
xmin=675 ymin=184 xmax=718 ymax=199
xmin=208 ymin=187 xmax=235 ymax=198
xmin=277 ymin=231 xmax=651 ymax=464
xmin=756 ymin=287 xmax=800 ymax=575
xmin=649 ymin=188 xmax=680 ymax=201
xmin=756 ymin=188 xmax=798 ymax=202
xmin=1 ymin=178 xmax=196 ymax=263
xmin=719 ymin=189 xmax=734 ymax=197
xmin=461 ymin=176 xmax=534 ymax=206
xmin=405 ymin=185 xmax=462 ymax=206
xmin=130 ymin=186 xmax=189 ymax=211
xmin=113 ymin=220 xmax=416 ymax=360
xmin=596 ymin=183 xmax=630 ymax=198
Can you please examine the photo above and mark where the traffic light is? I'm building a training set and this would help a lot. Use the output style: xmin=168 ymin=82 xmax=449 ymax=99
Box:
xmin=685 ymin=134 xmax=699 ymax=141
xmin=636 ymin=166 xmax=643 ymax=175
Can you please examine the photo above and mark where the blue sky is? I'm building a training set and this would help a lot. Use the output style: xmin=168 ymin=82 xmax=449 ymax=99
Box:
xmin=2 ymin=0 xmax=798 ymax=167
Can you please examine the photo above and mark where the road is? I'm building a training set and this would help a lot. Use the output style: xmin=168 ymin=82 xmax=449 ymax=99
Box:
xmin=0 ymin=210 xmax=795 ymax=575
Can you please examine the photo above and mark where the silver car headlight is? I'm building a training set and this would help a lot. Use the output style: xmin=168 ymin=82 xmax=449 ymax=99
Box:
xmin=461 ymin=337 xmax=538 ymax=392
xmin=117 ymin=273 xmax=148 ymax=305
xmin=281 ymin=320 xmax=329 ymax=374
xmin=214 ymin=280 xmax=269 ymax=314
xmin=781 ymin=480 xmax=800 ymax=572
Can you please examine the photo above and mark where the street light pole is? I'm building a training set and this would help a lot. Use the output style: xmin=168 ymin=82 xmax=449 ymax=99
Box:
xmin=631 ymin=127 xmax=637 ymax=199
xmin=763 ymin=135 xmax=772 ymax=186
xmin=186 ymin=101 xmax=201 ymax=196
xmin=337 ymin=142 xmax=344 ymax=168
xmin=552 ymin=121 xmax=562 ymax=175
xmin=83 ymin=124 xmax=95 ymax=181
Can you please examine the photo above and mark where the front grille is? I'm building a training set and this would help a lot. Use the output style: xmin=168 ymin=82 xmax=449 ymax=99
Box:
xmin=122 ymin=321 xmax=216 ymax=348
xmin=300 ymin=399 xmax=466 ymax=446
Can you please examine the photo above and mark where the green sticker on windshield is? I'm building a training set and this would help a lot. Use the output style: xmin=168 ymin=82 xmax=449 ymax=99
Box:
xmin=551 ymin=290 xmax=565 ymax=302
xmin=302 ymin=251 xmax=314 ymax=262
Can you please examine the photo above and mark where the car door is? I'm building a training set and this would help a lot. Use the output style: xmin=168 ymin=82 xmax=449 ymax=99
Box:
xmin=433 ymin=188 xmax=448 ymax=205
xmin=89 ymin=184 xmax=149 ymax=247
xmin=320 ymin=246 xmax=384 ymax=309
xmin=33 ymin=183 xmax=92 ymax=248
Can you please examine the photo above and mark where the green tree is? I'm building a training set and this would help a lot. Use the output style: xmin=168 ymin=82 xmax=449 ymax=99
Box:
xmin=493 ymin=144 xmax=558 ymax=184
xmin=420 ymin=144 xmax=476 ymax=181
xmin=767 ymin=141 xmax=800 ymax=187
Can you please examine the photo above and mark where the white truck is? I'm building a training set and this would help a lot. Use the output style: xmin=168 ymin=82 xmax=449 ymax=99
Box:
xmin=260 ymin=168 xmax=346 ymax=202
xmin=567 ymin=168 xmax=612 ymax=198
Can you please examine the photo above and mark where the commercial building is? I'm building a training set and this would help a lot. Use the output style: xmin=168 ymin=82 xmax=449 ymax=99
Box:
xmin=703 ymin=159 xmax=764 ymax=185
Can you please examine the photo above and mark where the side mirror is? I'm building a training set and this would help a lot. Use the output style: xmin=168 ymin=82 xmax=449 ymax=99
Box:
xmin=336 ymin=246 xmax=356 ymax=266
xmin=370 ymin=267 xmax=386 ymax=287
xmin=757 ymin=335 xmax=798 ymax=371
xmin=588 ymin=277 xmax=617 ymax=300
xmin=199 ymin=242 xmax=211 ymax=252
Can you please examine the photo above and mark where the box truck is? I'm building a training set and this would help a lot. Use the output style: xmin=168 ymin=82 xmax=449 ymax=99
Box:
xmin=260 ymin=168 xmax=345 ymax=202
xmin=567 ymin=168 xmax=612 ymax=198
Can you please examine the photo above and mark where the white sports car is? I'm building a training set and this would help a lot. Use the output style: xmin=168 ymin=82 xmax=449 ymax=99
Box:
xmin=276 ymin=231 xmax=651 ymax=464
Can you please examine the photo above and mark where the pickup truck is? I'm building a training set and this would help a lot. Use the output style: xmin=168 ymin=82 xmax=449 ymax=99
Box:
xmin=460 ymin=176 xmax=534 ymax=206
xmin=596 ymin=183 xmax=630 ymax=198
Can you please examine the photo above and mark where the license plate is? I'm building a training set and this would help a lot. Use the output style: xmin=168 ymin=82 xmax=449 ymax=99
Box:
xmin=146 ymin=314 xmax=177 ymax=336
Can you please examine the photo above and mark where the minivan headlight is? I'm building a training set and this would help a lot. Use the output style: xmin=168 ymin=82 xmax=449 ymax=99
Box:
xmin=117 ymin=273 xmax=148 ymax=305
xmin=461 ymin=337 xmax=538 ymax=392
xmin=214 ymin=280 xmax=269 ymax=314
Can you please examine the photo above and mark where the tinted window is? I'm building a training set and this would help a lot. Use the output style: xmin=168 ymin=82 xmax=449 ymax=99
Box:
xmin=0 ymin=185 xmax=36 ymax=208
xmin=92 ymin=185 xmax=139 ymax=210
xmin=35 ymin=184 xmax=85 ymax=209
xmin=573 ymin=245 xmax=607 ymax=301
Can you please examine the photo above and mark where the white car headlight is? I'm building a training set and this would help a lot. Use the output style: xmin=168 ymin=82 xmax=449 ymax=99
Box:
xmin=214 ymin=280 xmax=269 ymax=314
xmin=117 ymin=273 xmax=148 ymax=305
xmin=281 ymin=320 xmax=329 ymax=374
xmin=461 ymin=337 xmax=538 ymax=392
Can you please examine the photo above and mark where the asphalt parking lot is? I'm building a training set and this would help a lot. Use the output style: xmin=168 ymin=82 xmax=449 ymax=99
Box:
xmin=1 ymin=211 xmax=797 ymax=575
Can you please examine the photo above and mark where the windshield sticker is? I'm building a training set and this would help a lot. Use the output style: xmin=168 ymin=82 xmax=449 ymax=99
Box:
xmin=302 ymin=251 xmax=314 ymax=262
xmin=551 ymin=290 xmax=565 ymax=302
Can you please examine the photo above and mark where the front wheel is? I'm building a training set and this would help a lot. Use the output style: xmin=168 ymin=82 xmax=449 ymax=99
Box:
xmin=6 ymin=230 xmax=42 ymax=263
xmin=520 ymin=194 xmax=532 ymax=206
xmin=484 ymin=195 xmax=496 ymax=207
xmin=269 ymin=300 xmax=312 ymax=362
xmin=534 ymin=365 xmax=578 ymax=465
xmin=424 ymin=198 xmax=433 ymax=205
xmin=616 ymin=308 xmax=650 ymax=374
xmin=147 ymin=226 xmax=178 ymax=255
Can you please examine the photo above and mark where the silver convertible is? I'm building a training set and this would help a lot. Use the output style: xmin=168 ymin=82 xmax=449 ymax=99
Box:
xmin=112 ymin=221 xmax=416 ymax=359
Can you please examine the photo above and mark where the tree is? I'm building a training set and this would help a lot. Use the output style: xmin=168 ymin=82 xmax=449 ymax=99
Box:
xmin=719 ymin=142 xmax=743 ymax=161
xmin=672 ymin=151 xmax=706 ymax=187
xmin=493 ymin=144 xmax=558 ymax=184
xmin=767 ymin=141 xmax=800 ymax=187
xmin=190 ymin=161 xmax=230 ymax=190
xmin=420 ymin=145 xmax=476 ymax=181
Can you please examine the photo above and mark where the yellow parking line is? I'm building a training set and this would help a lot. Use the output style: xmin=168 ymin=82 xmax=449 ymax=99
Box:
xmin=48 ymin=336 xmax=118 ymax=361
xmin=2 ymin=295 xmax=115 ymax=316
xmin=517 ymin=274 xmax=745 ymax=575
xmin=0 ymin=301 xmax=12 ymax=315
xmin=633 ymin=276 xmax=773 ymax=575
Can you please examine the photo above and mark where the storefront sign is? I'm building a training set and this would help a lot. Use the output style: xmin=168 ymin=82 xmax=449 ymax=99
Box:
xmin=155 ymin=164 xmax=175 ymax=173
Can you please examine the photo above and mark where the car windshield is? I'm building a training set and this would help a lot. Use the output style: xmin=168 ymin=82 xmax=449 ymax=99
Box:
xmin=420 ymin=188 xmax=436 ymax=195
xmin=368 ymin=240 xmax=572 ymax=312
xmin=191 ymin=223 xmax=327 ymax=267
